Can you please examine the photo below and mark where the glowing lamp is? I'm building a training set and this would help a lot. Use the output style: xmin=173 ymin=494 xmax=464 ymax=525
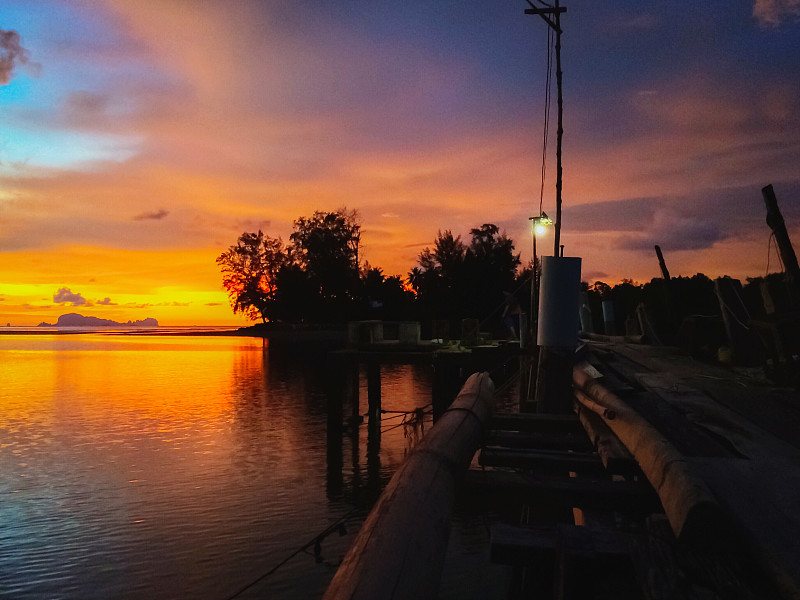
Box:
xmin=530 ymin=212 xmax=553 ymax=237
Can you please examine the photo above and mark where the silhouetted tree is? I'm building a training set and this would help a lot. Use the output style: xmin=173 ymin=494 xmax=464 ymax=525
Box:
xmin=360 ymin=265 xmax=415 ymax=320
xmin=409 ymin=230 xmax=467 ymax=319
xmin=463 ymin=224 xmax=521 ymax=322
xmin=409 ymin=224 xmax=520 ymax=330
xmin=290 ymin=208 xmax=362 ymax=320
xmin=216 ymin=231 xmax=287 ymax=322
xmin=219 ymin=208 xmax=365 ymax=323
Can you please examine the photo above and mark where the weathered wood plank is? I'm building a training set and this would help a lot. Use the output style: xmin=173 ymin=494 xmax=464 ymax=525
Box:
xmin=484 ymin=430 xmax=593 ymax=451
xmin=464 ymin=469 xmax=659 ymax=512
xmin=323 ymin=372 xmax=495 ymax=600
xmin=491 ymin=523 xmax=631 ymax=566
xmin=488 ymin=412 xmax=582 ymax=433
xmin=478 ymin=448 xmax=605 ymax=474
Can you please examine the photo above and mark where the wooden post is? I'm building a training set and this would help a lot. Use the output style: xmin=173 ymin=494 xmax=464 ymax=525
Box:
xmin=553 ymin=0 xmax=564 ymax=257
xmin=324 ymin=373 xmax=495 ymax=600
xmin=653 ymin=244 xmax=680 ymax=336
xmin=367 ymin=360 xmax=381 ymax=422
xmin=714 ymin=277 xmax=762 ymax=365
xmin=327 ymin=376 xmax=344 ymax=499
xmin=762 ymin=184 xmax=800 ymax=305
xmin=654 ymin=244 xmax=670 ymax=281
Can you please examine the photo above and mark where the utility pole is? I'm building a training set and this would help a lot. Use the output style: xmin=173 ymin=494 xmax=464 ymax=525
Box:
xmin=525 ymin=0 xmax=566 ymax=257
xmin=526 ymin=1 xmax=575 ymax=415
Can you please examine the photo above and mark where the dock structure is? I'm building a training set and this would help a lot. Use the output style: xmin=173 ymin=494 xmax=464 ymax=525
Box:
xmin=323 ymin=337 xmax=800 ymax=599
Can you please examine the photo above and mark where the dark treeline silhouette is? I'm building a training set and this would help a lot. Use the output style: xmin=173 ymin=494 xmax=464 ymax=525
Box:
xmin=409 ymin=224 xmax=522 ymax=326
xmin=218 ymin=208 xmax=788 ymax=347
xmin=217 ymin=208 xmax=416 ymax=323
xmin=583 ymin=272 xmax=793 ymax=363
xmin=217 ymin=210 xmax=524 ymax=331
xmin=585 ymin=274 xmax=720 ymax=338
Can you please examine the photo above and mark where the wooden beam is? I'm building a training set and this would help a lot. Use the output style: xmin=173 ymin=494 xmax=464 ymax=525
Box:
xmin=763 ymin=184 xmax=800 ymax=304
xmin=489 ymin=412 xmax=581 ymax=433
xmin=484 ymin=430 xmax=593 ymax=451
xmin=490 ymin=523 xmax=630 ymax=566
xmin=524 ymin=6 xmax=566 ymax=33
xmin=479 ymin=447 xmax=605 ymax=473
xmin=654 ymin=245 xmax=671 ymax=281
xmin=464 ymin=468 xmax=659 ymax=512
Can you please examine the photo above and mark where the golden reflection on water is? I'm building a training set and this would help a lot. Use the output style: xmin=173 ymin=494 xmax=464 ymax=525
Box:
xmin=0 ymin=333 xmax=437 ymax=599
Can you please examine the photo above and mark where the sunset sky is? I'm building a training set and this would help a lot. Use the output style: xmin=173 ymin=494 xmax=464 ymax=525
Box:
xmin=2 ymin=0 xmax=799 ymax=325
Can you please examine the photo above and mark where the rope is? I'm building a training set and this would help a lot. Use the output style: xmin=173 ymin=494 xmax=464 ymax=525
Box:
xmin=221 ymin=508 xmax=360 ymax=600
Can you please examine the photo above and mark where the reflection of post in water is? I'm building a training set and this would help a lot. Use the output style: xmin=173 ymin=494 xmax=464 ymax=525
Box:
xmin=366 ymin=360 xmax=382 ymax=492
xmin=325 ymin=358 xmax=345 ymax=499
xmin=326 ymin=384 xmax=343 ymax=499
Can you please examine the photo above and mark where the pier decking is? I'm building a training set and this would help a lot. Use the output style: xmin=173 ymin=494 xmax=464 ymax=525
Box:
xmin=324 ymin=338 xmax=800 ymax=599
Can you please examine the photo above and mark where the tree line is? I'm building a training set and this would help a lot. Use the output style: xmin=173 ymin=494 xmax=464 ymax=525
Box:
xmin=216 ymin=208 xmax=525 ymax=331
xmin=218 ymin=207 xmax=776 ymax=339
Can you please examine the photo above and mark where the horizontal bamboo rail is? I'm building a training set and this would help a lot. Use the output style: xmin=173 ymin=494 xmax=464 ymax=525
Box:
xmin=323 ymin=372 xmax=495 ymax=600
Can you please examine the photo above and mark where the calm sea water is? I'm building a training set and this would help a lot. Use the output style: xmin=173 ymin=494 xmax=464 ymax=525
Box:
xmin=0 ymin=332 xmax=440 ymax=599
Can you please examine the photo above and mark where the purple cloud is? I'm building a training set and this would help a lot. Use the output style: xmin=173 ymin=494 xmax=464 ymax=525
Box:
xmin=1 ymin=29 xmax=39 ymax=85
xmin=53 ymin=287 xmax=87 ymax=306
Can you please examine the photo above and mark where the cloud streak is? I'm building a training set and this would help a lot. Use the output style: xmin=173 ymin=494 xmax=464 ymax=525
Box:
xmin=133 ymin=208 xmax=169 ymax=221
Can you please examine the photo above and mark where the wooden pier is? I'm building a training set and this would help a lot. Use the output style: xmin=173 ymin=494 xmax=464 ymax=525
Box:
xmin=323 ymin=337 xmax=800 ymax=599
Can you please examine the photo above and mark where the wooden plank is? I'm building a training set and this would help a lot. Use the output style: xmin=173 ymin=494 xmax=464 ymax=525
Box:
xmin=479 ymin=448 xmax=605 ymax=474
xmin=580 ymin=357 xmax=732 ymax=457
xmin=603 ymin=342 xmax=800 ymax=452
xmin=464 ymin=469 xmax=660 ymax=512
xmin=489 ymin=412 xmax=582 ymax=433
xmin=484 ymin=430 xmax=593 ymax=451
xmin=324 ymin=372 xmax=495 ymax=600
xmin=491 ymin=523 xmax=631 ymax=566
xmin=490 ymin=523 xmax=556 ymax=565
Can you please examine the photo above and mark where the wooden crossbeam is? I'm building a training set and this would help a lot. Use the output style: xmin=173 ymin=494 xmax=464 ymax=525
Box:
xmin=489 ymin=412 xmax=581 ymax=433
xmin=464 ymin=469 xmax=660 ymax=512
xmin=479 ymin=447 xmax=605 ymax=473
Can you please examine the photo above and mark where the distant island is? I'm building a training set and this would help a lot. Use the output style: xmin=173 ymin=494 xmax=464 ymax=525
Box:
xmin=38 ymin=313 xmax=159 ymax=328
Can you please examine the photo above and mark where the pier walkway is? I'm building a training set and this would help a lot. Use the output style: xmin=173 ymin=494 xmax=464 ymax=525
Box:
xmin=323 ymin=339 xmax=800 ymax=599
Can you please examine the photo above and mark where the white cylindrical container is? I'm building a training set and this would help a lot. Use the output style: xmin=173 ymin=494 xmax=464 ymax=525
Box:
xmin=537 ymin=256 xmax=582 ymax=347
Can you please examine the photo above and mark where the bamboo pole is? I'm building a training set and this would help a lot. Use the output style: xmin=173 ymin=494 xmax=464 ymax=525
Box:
xmin=573 ymin=367 xmax=729 ymax=543
xmin=323 ymin=372 xmax=495 ymax=600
